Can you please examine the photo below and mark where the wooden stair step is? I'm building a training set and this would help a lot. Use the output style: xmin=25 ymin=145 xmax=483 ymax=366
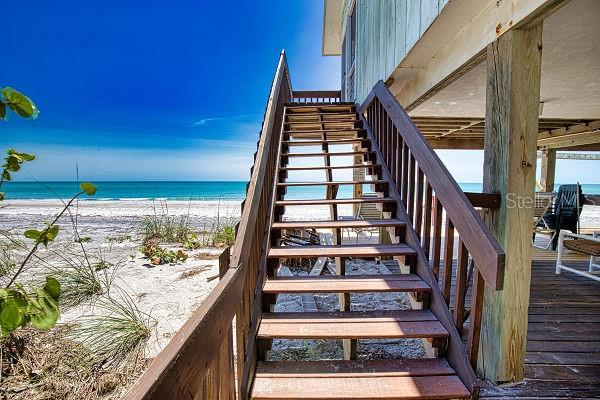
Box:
xmin=286 ymin=112 xmax=356 ymax=118
xmin=281 ymin=151 xmax=374 ymax=157
xmin=286 ymin=104 xmax=354 ymax=111
xmin=268 ymin=243 xmax=415 ymax=258
xmin=282 ymin=139 xmax=367 ymax=146
xmin=263 ymin=274 xmax=430 ymax=294
xmin=275 ymin=197 xmax=395 ymax=206
xmin=286 ymin=116 xmax=357 ymax=123
xmin=285 ymin=118 xmax=361 ymax=126
xmin=257 ymin=310 xmax=448 ymax=340
xmin=279 ymin=164 xmax=378 ymax=171
xmin=251 ymin=359 xmax=470 ymax=399
xmin=285 ymin=128 xmax=365 ymax=135
xmin=278 ymin=180 xmax=386 ymax=187
xmin=271 ymin=219 xmax=404 ymax=229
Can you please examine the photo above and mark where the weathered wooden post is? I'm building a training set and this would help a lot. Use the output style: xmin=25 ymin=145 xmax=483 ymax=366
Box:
xmin=540 ymin=148 xmax=556 ymax=192
xmin=480 ymin=24 xmax=543 ymax=383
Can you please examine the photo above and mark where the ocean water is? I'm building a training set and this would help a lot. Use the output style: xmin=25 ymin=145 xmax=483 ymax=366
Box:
xmin=2 ymin=181 xmax=599 ymax=201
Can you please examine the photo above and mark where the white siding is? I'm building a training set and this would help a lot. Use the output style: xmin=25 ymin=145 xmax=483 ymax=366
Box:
xmin=346 ymin=0 xmax=447 ymax=103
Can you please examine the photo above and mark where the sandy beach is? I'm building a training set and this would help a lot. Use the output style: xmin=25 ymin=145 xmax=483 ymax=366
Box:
xmin=2 ymin=198 xmax=599 ymax=359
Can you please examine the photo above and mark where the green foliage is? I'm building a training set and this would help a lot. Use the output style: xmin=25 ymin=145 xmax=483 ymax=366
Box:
xmin=213 ymin=225 xmax=235 ymax=247
xmin=140 ymin=212 xmax=195 ymax=245
xmin=107 ymin=234 xmax=131 ymax=244
xmin=140 ymin=243 xmax=188 ymax=265
xmin=80 ymin=182 xmax=97 ymax=196
xmin=0 ymin=87 xmax=38 ymax=120
xmin=0 ymin=278 xmax=61 ymax=336
xmin=24 ymin=225 xmax=60 ymax=247
xmin=75 ymin=236 xmax=92 ymax=243
xmin=1 ymin=149 xmax=36 ymax=200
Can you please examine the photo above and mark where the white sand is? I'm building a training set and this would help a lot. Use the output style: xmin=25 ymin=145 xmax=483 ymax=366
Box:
xmin=1 ymin=200 xmax=245 ymax=359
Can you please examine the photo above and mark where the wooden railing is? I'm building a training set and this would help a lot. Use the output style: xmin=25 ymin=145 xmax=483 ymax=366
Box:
xmin=123 ymin=50 xmax=292 ymax=400
xmin=359 ymin=81 xmax=505 ymax=385
xmin=290 ymin=90 xmax=342 ymax=103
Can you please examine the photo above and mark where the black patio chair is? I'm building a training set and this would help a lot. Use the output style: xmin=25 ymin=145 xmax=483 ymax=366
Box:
xmin=538 ymin=184 xmax=585 ymax=250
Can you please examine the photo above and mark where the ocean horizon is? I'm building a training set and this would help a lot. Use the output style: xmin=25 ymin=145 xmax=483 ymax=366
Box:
xmin=3 ymin=181 xmax=600 ymax=201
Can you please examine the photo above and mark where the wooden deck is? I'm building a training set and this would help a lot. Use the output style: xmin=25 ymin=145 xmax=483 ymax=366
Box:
xmin=480 ymin=248 xmax=600 ymax=399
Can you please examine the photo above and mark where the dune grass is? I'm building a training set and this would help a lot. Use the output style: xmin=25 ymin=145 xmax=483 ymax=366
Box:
xmin=71 ymin=289 xmax=156 ymax=369
xmin=139 ymin=201 xmax=238 ymax=248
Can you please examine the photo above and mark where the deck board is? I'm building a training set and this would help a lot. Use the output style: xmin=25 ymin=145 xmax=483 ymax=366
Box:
xmin=480 ymin=249 xmax=600 ymax=399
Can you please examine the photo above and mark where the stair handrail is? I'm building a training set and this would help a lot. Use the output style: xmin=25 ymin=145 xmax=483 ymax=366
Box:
xmin=359 ymin=81 xmax=505 ymax=382
xmin=359 ymin=81 xmax=505 ymax=290
xmin=123 ymin=50 xmax=292 ymax=400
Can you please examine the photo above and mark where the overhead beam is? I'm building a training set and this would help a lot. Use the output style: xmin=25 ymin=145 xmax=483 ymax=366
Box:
xmin=537 ymin=152 xmax=600 ymax=160
xmin=388 ymin=0 xmax=566 ymax=110
xmin=538 ymin=131 xmax=600 ymax=149
xmin=322 ymin=0 xmax=344 ymax=55
xmin=428 ymin=138 xmax=484 ymax=150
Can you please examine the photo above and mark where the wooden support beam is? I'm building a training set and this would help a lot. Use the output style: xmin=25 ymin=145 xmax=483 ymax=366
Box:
xmin=539 ymin=149 xmax=556 ymax=192
xmin=388 ymin=0 xmax=564 ymax=110
xmin=480 ymin=25 xmax=542 ymax=383
xmin=427 ymin=138 xmax=484 ymax=150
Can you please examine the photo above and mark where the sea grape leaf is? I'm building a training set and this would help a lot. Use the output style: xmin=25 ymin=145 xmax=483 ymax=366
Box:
xmin=9 ymin=290 xmax=29 ymax=310
xmin=0 ymin=102 xmax=6 ymax=120
xmin=80 ymin=182 xmax=97 ymax=196
xmin=2 ymin=170 xmax=11 ymax=181
xmin=44 ymin=225 xmax=60 ymax=242
xmin=24 ymin=229 xmax=42 ymax=241
xmin=1 ymin=87 xmax=39 ymax=119
xmin=0 ymin=192 xmax=4 ymax=201
xmin=5 ymin=155 xmax=22 ymax=172
xmin=29 ymin=289 xmax=59 ymax=329
xmin=25 ymin=226 xmax=59 ymax=246
xmin=0 ymin=298 xmax=22 ymax=333
xmin=38 ymin=225 xmax=60 ymax=247
xmin=8 ymin=149 xmax=35 ymax=161
xmin=43 ymin=277 xmax=61 ymax=302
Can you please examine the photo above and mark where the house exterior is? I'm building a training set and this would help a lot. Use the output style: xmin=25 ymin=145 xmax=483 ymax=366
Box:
xmin=323 ymin=0 xmax=600 ymax=386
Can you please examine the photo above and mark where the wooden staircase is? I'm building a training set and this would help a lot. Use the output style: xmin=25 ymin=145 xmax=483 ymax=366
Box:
xmin=124 ymin=53 xmax=504 ymax=400
xmin=249 ymin=103 xmax=471 ymax=399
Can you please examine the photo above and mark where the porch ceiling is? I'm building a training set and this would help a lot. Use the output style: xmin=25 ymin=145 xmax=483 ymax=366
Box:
xmin=410 ymin=0 xmax=600 ymax=120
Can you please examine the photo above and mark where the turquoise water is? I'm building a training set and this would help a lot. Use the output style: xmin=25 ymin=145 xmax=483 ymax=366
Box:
xmin=2 ymin=181 xmax=599 ymax=201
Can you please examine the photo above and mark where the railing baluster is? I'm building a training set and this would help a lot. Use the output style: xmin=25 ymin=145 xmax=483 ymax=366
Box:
xmin=385 ymin=114 xmax=394 ymax=166
xmin=423 ymin=182 xmax=433 ymax=258
xmin=415 ymin=167 xmax=424 ymax=240
xmin=468 ymin=267 xmax=485 ymax=368
xmin=392 ymin=125 xmax=403 ymax=190
xmin=454 ymin=240 xmax=469 ymax=335
xmin=442 ymin=216 xmax=454 ymax=305
xmin=401 ymin=143 xmax=409 ymax=208
xmin=407 ymin=154 xmax=416 ymax=221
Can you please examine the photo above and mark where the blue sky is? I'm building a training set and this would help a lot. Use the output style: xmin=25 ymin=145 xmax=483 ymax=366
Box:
xmin=1 ymin=1 xmax=339 ymax=181
xmin=1 ymin=1 xmax=595 ymax=184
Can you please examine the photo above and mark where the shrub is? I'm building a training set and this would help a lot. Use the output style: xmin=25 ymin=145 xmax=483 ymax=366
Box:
xmin=140 ymin=243 xmax=188 ymax=265
xmin=212 ymin=225 xmax=235 ymax=247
